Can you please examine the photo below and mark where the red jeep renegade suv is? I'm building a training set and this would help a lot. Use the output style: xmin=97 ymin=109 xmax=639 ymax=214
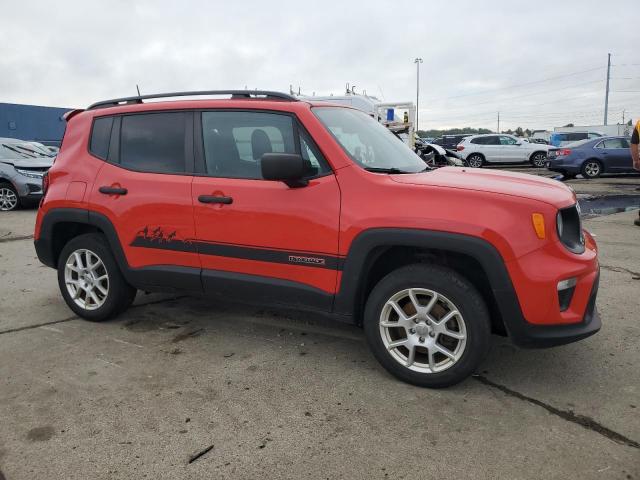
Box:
xmin=34 ymin=90 xmax=600 ymax=387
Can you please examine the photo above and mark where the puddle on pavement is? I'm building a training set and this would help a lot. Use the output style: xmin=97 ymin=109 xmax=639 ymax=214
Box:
xmin=578 ymin=195 xmax=640 ymax=218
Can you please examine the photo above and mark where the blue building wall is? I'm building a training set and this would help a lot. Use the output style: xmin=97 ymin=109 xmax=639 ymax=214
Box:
xmin=0 ymin=103 xmax=74 ymax=145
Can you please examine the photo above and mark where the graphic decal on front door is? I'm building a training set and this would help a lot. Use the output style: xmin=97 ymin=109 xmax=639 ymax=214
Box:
xmin=130 ymin=226 xmax=342 ymax=270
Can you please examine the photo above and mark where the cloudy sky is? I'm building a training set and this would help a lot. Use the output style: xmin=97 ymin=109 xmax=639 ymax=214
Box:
xmin=1 ymin=0 xmax=638 ymax=131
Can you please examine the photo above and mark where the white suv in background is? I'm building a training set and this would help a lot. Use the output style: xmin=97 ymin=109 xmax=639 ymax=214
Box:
xmin=457 ymin=134 xmax=551 ymax=168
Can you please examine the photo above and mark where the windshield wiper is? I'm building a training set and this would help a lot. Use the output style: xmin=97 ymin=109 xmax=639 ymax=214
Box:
xmin=2 ymin=144 xmax=32 ymax=158
xmin=364 ymin=167 xmax=411 ymax=174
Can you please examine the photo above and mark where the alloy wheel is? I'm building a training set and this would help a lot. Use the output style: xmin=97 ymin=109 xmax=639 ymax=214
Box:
xmin=584 ymin=161 xmax=600 ymax=178
xmin=532 ymin=153 xmax=546 ymax=167
xmin=379 ymin=288 xmax=467 ymax=374
xmin=468 ymin=155 xmax=483 ymax=168
xmin=0 ymin=187 xmax=18 ymax=211
xmin=64 ymin=249 xmax=110 ymax=310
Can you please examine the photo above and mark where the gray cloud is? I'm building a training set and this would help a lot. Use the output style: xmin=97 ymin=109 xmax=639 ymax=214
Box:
xmin=1 ymin=0 xmax=638 ymax=130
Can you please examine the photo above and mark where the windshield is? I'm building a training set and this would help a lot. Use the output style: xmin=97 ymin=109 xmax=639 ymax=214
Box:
xmin=313 ymin=107 xmax=426 ymax=173
xmin=14 ymin=143 xmax=52 ymax=157
xmin=0 ymin=143 xmax=33 ymax=159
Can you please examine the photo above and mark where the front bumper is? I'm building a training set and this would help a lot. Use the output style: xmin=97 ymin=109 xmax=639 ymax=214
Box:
xmin=16 ymin=179 xmax=44 ymax=200
xmin=504 ymin=270 xmax=600 ymax=348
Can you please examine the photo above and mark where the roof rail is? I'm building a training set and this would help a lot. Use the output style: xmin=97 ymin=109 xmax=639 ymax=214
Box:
xmin=87 ymin=90 xmax=299 ymax=110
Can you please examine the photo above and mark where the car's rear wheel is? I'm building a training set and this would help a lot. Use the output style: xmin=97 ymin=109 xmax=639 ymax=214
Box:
xmin=467 ymin=154 xmax=484 ymax=168
xmin=57 ymin=233 xmax=136 ymax=321
xmin=363 ymin=264 xmax=491 ymax=388
xmin=530 ymin=152 xmax=547 ymax=168
xmin=0 ymin=184 xmax=20 ymax=211
xmin=581 ymin=159 xmax=602 ymax=179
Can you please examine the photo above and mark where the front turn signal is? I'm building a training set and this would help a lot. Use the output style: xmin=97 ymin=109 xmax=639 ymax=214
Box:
xmin=531 ymin=213 xmax=546 ymax=239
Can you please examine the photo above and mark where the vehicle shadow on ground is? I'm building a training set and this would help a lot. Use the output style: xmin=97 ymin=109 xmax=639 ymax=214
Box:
xmin=118 ymin=294 xmax=600 ymax=393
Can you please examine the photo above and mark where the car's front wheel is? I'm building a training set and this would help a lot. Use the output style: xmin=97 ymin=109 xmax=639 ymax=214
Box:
xmin=0 ymin=183 xmax=20 ymax=211
xmin=467 ymin=154 xmax=484 ymax=168
xmin=530 ymin=152 xmax=547 ymax=168
xmin=363 ymin=264 xmax=491 ymax=388
xmin=57 ymin=233 xmax=136 ymax=321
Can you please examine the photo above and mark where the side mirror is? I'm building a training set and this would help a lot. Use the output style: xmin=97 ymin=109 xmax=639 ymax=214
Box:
xmin=261 ymin=153 xmax=308 ymax=188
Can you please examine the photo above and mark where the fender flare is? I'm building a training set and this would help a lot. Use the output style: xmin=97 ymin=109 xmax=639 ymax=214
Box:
xmin=332 ymin=228 xmax=524 ymax=329
xmin=35 ymin=208 xmax=128 ymax=274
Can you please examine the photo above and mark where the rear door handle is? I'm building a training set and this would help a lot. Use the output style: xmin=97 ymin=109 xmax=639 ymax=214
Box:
xmin=198 ymin=195 xmax=233 ymax=204
xmin=99 ymin=186 xmax=128 ymax=195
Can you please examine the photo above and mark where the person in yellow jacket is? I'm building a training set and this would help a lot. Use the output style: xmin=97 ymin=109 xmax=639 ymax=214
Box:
xmin=631 ymin=120 xmax=640 ymax=226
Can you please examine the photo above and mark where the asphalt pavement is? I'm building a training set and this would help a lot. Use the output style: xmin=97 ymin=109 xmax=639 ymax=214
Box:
xmin=0 ymin=179 xmax=638 ymax=479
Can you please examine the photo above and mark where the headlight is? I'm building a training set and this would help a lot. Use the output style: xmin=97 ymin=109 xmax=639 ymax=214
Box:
xmin=15 ymin=168 xmax=44 ymax=179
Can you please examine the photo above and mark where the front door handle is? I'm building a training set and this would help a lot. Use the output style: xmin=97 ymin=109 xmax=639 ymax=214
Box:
xmin=198 ymin=195 xmax=233 ymax=204
xmin=99 ymin=186 xmax=128 ymax=195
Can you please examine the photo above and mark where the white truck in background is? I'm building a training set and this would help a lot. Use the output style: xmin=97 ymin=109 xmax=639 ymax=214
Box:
xmin=294 ymin=84 xmax=417 ymax=148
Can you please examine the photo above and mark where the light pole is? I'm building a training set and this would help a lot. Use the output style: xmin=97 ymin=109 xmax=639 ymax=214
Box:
xmin=414 ymin=58 xmax=423 ymax=134
xmin=604 ymin=53 xmax=611 ymax=125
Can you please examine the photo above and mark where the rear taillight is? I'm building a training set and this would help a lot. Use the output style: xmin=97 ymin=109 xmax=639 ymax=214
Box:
xmin=456 ymin=145 xmax=465 ymax=151
xmin=558 ymin=149 xmax=572 ymax=156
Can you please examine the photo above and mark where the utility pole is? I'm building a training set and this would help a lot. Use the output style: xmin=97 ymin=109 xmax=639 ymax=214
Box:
xmin=622 ymin=109 xmax=625 ymax=124
xmin=497 ymin=112 xmax=500 ymax=133
xmin=604 ymin=53 xmax=611 ymax=125
xmin=414 ymin=58 xmax=423 ymax=132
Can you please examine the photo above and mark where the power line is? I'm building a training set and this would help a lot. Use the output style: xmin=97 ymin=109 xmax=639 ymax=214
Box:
xmin=426 ymin=89 xmax=604 ymax=117
xmin=421 ymin=66 xmax=604 ymax=103
xmin=458 ymin=79 xmax=604 ymax=108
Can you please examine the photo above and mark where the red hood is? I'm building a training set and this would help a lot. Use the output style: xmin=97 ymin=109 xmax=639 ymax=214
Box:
xmin=390 ymin=167 xmax=576 ymax=208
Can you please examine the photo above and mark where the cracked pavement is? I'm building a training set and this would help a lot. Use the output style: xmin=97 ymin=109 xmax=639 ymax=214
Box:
xmin=0 ymin=207 xmax=638 ymax=479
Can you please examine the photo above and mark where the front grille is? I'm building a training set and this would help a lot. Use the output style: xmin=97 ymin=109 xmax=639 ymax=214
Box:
xmin=557 ymin=204 xmax=585 ymax=254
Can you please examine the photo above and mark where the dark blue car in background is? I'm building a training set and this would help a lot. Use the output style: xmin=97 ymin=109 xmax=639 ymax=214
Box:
xmin=546 ymin=136 xmax=636 ymax=179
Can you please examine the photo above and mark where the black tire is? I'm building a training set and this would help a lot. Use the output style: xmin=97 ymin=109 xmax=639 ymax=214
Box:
xmin=57 ymin=233 xmax=136 ymax=321
xmin=0 ymin=183 xmax=21 ymax=211
xmin=467 ymin=154 xmax=484 ymax=168
xmin=363 ymin=264 xmax=491 ymax=388
xmin=530 ymin=151 xmax=547 ymax=168
xmin=581 ymin=159 xmax=602 ymax=179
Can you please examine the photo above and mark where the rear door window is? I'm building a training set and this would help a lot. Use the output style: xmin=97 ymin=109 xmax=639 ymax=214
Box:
xmin=120 ymin=112 xmax=187 ymax=173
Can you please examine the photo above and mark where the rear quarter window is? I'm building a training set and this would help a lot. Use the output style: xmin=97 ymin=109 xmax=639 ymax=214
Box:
xmin=89 ymin=117 xmax=114 ymax=160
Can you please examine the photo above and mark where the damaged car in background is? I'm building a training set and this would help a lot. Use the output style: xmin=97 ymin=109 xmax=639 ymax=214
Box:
xmin=0 ymin=138 xmax=53 ymax=211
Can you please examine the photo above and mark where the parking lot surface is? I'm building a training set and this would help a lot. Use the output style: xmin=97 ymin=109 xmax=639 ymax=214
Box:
xmin=1 ymin=178 xmax=639 ymax=478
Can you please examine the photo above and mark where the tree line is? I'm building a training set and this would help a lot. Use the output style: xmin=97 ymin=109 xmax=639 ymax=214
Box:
xmin=417 ymin=127 xmax=534 ymax=138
